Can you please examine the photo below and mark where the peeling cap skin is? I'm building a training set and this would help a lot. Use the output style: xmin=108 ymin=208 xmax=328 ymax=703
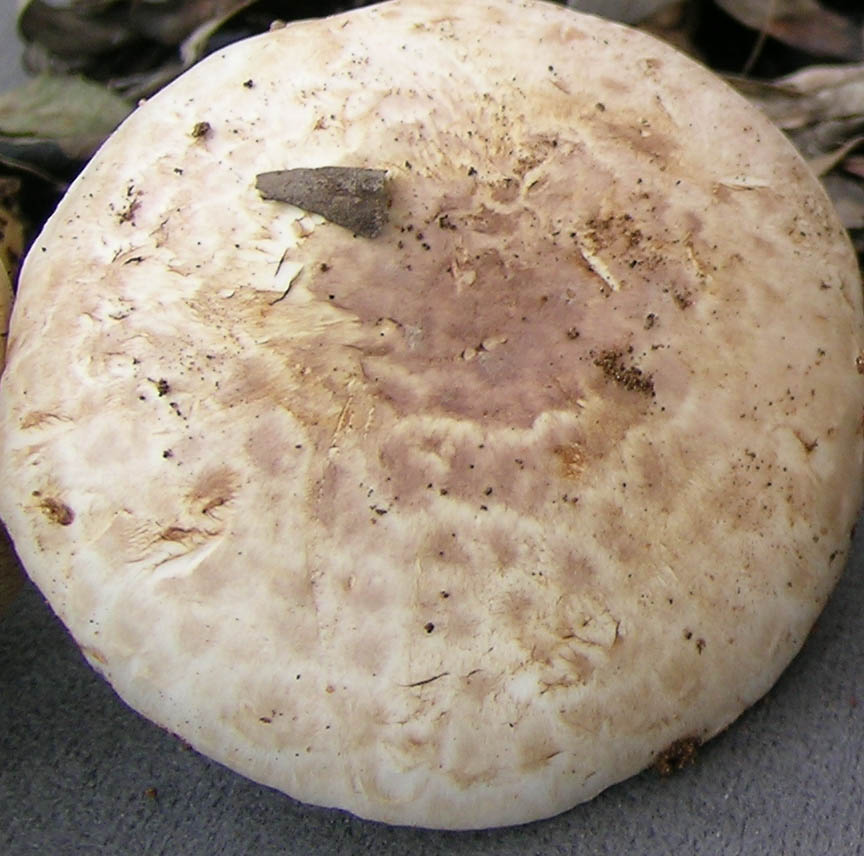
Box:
xmin=1 ymin=0 xmax=864 ymax=830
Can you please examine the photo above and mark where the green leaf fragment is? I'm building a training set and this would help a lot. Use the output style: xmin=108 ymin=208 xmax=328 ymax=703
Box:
xmin=0 ymin=75 xmax=132 ymax=141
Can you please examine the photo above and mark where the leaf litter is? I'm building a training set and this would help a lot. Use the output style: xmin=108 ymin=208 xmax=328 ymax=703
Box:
xmin=3 ymin=0 xmax=864 ymax=268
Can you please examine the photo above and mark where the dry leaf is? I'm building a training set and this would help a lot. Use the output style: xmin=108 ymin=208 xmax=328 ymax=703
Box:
xmin=133 ymin=0 xmax=257 ymax=47
xmin=0 ymin=177 xmax=25 ymax=285
xmin=639 ymin=2 xmax=700 ymax=60
xmin=821 ymin=172 xmax=864 ymax=229
xmin=18 ymin=0 xmax=131 ymax=61
xmin=0 ymin=180 xmax=28 ymax=613
xmin=18 ymin=0 xmax=263 ymax=96
xmin=842 ymin=155 xmax=864 ymax=179
xmin=178 ymin=0 xmax=259 ymax=67
xmin=0 ymin=75 xmax=131 ymax=142
xmin=0 ymin=76 xmax=130 ymax=200
xmin=0 ymin=260 xmax=11 ymax=365
xmin=566 ymin=0 xmax=678 ymax=25
xmin=18 ymin=0 xmax=249 ymax=54
xmin=786 ymin=117 xmax=864 ymax=162
xmin=715 ymin=0 xmax=862 ymax=61
xmin=732 ymin=65 xmax=864 ymax=130
xmin=807 ymin=135 xmax=864 ymax=176
xmin=256 ymin=167 xmax=391 ymax=238
xmin=729 ymin=64 xmax=864 ymax=165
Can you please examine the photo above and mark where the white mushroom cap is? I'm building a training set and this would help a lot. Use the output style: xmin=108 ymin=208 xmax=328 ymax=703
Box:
xmin=1 ymin=0 xmax=863 ymax=830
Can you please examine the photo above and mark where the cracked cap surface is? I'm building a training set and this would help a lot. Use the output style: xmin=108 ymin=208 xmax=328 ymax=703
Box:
xmin=1 ymin=0 xmax=863 ymax=829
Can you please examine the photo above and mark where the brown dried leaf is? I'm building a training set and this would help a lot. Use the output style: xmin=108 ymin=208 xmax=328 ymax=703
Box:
xmin=821 ymin=172 xmax=864 ymax=229
xmin=256 ymin=167 xmax=391 ymax=238
xmin=178 ymin=0 xmax=259 ymax=66
xmin=729 ymin=65 xmax=864 ymax=164
xmin=132 ymin=0 xmax=256 ymax=48
xmin=18 ymin=0 xmax=130 ymax=60
xmin=18 ymin=0 xmax=248 ymax=53
xmin=0 ymin=261 xmax=11 ymax=369
xmin=842 ymin=155 xmax=864 ymax=179
xmin=790 ymin=118 xmax=864 ymax=163
xmin=0 ymin=177 xmax=25 ymax=285
xmin=566 ymin=0 xmax=679 ymax=25
xmin=807 ymin=134 xmax=864 ymax=176
xmin=0 ymin=146 xmax=74 ymax=189
xmin=17 ymin=0 xmax=261 ymax=96
xmin=763 ymin=11 xmax=862 ymax=61
xmin=715 ymin=0 xmax=862 ymax=61
xmin=0 ymin=175 xmax=21 ymax=399
xmin=638 ymin=2 xmax=701 ymax=60
xmin=732 ymin=64 xmax=864 ymax=130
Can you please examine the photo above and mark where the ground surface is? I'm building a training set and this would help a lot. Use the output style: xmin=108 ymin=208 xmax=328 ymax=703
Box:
xmin=1 ymin=529 xmax=862 ymax=854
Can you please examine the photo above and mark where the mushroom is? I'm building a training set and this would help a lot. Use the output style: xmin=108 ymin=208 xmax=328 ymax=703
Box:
xmin=0 ymin=0 xmax=862 ymax=831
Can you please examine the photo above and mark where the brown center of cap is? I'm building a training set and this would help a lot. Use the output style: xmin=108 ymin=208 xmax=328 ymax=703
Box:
xmin=292 ymin=162 xmax=672 ymax=430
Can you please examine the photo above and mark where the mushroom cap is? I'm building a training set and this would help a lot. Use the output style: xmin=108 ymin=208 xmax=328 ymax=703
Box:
xmin=1 ymin=0 xmax=862 ymax=830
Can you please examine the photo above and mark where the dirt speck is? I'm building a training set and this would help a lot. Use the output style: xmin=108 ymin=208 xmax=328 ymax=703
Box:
xmin=594 ymin=349 xmax=654 ymax=395
xmin=39 ymin=497 xmax=74 ymax=526
xmin=654 ymin=736 xmax=701 ymax=776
